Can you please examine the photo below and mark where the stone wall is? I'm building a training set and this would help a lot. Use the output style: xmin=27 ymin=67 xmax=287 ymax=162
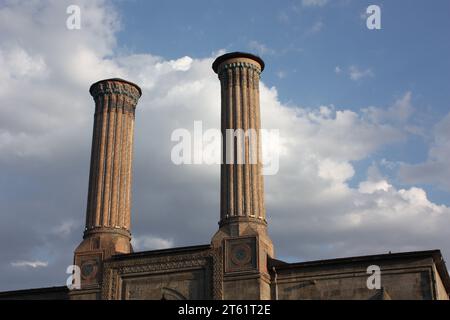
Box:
xmin=273 ymin=254 xmax=441 ymax=300
xmin=100 ymin=245 xmax=213 ymax=300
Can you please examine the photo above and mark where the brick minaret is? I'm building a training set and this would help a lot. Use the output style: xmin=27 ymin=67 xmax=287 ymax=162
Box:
xmin=74 ymin=78 xmax=141 ymax=291
xmin=211 ymin=52 xmax=274 ymax=300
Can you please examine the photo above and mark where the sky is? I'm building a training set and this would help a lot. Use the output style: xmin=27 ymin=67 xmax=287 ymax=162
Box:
xmin=1 ymin=0 xmax=450 ymax=291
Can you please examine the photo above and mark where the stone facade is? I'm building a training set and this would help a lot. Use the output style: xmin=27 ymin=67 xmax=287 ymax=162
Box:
xmin=101 ymin=245 xmax=213 ymax=300
xmin=0 ymin=52 xmax=449 ymax=300
xmin=271 ymin=250 xmax=449 ymax=300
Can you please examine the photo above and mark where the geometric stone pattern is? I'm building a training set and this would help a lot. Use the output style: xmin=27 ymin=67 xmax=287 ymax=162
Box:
xmin=224 ymin=236 xmax=257 ymax=274
xmin=101 ymin=246 xmax=213 ymax=300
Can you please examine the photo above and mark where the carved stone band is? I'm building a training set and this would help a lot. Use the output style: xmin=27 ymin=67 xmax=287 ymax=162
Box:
xmin=89 ymin=78 xmax=142 ymax=105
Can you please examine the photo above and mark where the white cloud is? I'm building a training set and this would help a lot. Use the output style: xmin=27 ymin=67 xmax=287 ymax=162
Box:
xmin=0 ymin=47 xmax=48 ymax=80
xmin=363 ymin=92 xmax=414 ymax=124
xmin=318 ymin=158 xmax=355 ymax=183
xmin=51 ymin=220 xmax=78 ymax=237
xmin=359 ymin=179 xmax=391 ymax=194
xmin=248 ymin=40 xmax=274 ymax=56
xmin=276 ymin=70 xmax=287 ymax=79
xmin=302 ymin=0 xmax=328 ymax=7
xmin=358 ymin=166 xmax=392 ymax=194
xmin=334 ymin=65 xmax=374 ymax=81
xmin=349 ymin=65 xmax=374 ymax=81
xmin=169 ymin=56 xmax=193 ymax=71
xmin=277 ymin=11 xmax=290 ymax=24
xmin=131 ymin=235 xmax=174 ymax=251
xmin=399 ymin=112 xmax=450 ymax=192
xmin=11 ymin=261 xmax=48 ymax=268
xmin=308 ymin=20 xmax=324 ymax=34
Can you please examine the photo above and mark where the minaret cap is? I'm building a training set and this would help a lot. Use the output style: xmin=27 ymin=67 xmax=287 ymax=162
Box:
xmin=212 ymin=52 xmax=265 ymax=73
xmin=89 ymin=78 xmax=142 ymax=97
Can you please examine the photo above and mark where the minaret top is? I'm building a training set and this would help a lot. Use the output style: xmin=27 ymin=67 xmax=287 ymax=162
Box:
xmin=212 ymin=52 xmax=265 ymax=74
xmin=89 ymin=78 xmax=142 ymax=98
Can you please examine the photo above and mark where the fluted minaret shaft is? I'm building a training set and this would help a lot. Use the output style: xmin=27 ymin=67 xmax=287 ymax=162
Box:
xmin=84 ymin=78 xmax=141 ymax=238
xmin=213 ymin=52 xmax=266 ymax=227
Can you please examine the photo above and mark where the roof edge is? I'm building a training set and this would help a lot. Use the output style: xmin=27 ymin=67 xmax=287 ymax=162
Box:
xmin=111 ymin=244 xmax=212 ymax=261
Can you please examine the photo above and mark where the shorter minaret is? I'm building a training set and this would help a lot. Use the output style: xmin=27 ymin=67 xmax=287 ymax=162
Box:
xmin=211 ymin=52 xmax=274 ymax=300
xmin=73 ymin=78 xmax=141 ymax=292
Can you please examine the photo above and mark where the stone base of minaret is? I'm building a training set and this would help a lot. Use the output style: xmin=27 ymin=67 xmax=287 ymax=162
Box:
xmin=73 ymin=230 xmax=132 ymax=289
xmin=212 ymin=220 xmax=274 ymax=300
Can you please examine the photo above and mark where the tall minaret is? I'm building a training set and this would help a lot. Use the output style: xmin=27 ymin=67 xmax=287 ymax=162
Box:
xmin=211 ymin=52 xmax=274 ymax=300
xmin=73 ymin=78 xmax=141 ymax=292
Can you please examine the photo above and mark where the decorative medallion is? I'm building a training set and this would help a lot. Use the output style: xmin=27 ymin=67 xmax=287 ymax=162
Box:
xmin=231 ymin=244 xmax=252 ymax=266
xmin=225 ymin=237 xmax=257 ymax=273
xmin=80 ymin=259 xmax=99 ymax=281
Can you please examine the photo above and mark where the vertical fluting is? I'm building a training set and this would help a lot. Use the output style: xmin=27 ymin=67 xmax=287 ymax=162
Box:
xmin=241 ymin=67 xmax=251 ymax=217
xmin=102 ymin=94 xmax=115 ymax=226
xmin=94 ymin=94 xmax=108 ymax=227
xmin=220 ymin=73 xmax=227 ymax=221
xmin=226 ymin=68 xmax=234 ymax=219
xmin=249 ymin=68 xmax=259 ymax=219
xmin=119 ymin=107 xmax=129 ymax=229
xmin=254 ymin=72 xmax=266 ymax=219
xmin=110 ymin=94 xmax=123 ymax=227
xmin=84 ymin=79 xmax=141 ymax=237
xmin=213 ymin=52 xmax=266 ymax=226
xmin=234 ymin=67 xmax=243 ymax=216
xmin=125 ymin=116 xmax=135 ymax=229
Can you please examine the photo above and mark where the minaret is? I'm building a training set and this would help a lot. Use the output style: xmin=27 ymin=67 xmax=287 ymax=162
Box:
xmin=211 ymin=52 xmax=274 ymax=300
xmin=73 ymin=78 xmax=141 ymax=292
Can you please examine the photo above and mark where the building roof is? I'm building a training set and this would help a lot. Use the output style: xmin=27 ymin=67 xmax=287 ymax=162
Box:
xmin=270 ymin=249 xmax=450 ymax=293
xmin=110 ymin=244 xmax=211 ymax=261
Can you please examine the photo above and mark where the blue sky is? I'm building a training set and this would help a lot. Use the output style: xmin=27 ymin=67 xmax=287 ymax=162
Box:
xmin=1 ymin=0 xmax=450 ymax=290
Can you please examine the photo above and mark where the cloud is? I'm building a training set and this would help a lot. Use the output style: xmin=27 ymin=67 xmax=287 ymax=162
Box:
xmin=302 ymin=0 xmax=328 ymax=7
xmin=262 ymin=103 xmax=404 ymax=162
xmin=363 ymin=91 xmax=414 ymax=124
xmin=1 ymin=0 xmax=449 ymax=292
xmin=169 ymin=56 xmax=193 ymax=72
xmin=399 ymin=112 xmax=450 ymax=192
xmin=11 ymin=261 xmax=48 ymax=268
xmin=276 ymin=11 xmax=290 ymax=24
xmin=131 ymin=235 xmax=174 ymax=251
xmin=334 ymin=65 xmax=374 ymax=81
xmin=348 ymin=65 xmax=374 ymax=81
xmin=358 ymin=166 xmax=392 ymax=194
xmin=51 ymin=220 xmax=79 ymax=238
xmin=309 ymin=20 xmax=324 ymax=34
xmin=248 ymin=40 xmax=275 ymax=56
xmin=0 ymin=47 xmax=48 ymax=79
xmin=276 ymin=70 xmax=287 ymax=79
